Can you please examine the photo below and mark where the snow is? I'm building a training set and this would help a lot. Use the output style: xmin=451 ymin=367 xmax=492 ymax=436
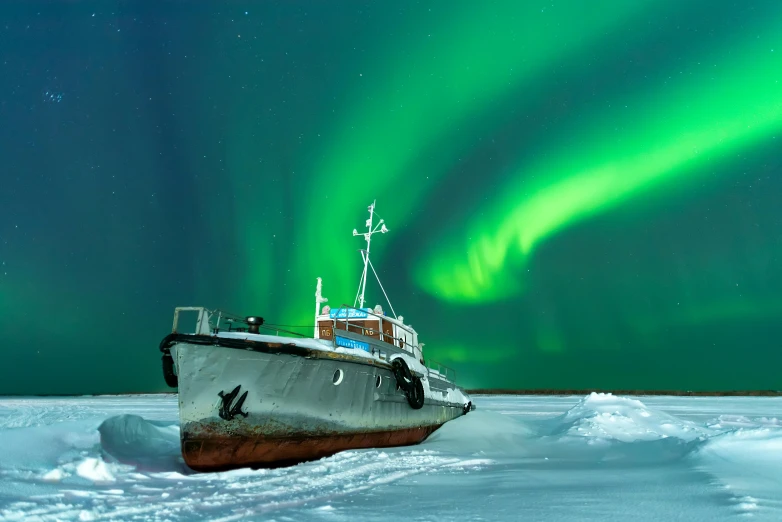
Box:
xmin=217 ymin=331 xmax=335 ymax=351
xmin=0 ymin=393 xmax=781 ymax=520
xmin=547 ymin=392 xmax=711 ymax=442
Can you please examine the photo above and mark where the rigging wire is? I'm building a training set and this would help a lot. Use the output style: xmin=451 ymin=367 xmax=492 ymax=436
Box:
xmin=367 ymin=256 xmax=397 ymax=319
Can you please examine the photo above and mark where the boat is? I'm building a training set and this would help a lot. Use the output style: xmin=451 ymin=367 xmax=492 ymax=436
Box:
xmin=158 ymin=202 xmax=473 ymax=471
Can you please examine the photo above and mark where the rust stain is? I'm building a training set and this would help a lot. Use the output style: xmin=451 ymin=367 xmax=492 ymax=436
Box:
xmin=182 ymin=424 xmax=443 ymax=471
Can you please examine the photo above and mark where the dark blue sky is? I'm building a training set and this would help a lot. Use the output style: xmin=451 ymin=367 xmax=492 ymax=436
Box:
xmin=2 ymin=1 xmax=781 ymax=394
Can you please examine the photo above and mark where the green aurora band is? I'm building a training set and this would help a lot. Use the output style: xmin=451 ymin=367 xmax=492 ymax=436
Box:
xmin=5 ymin=2 xmax=782 ymax=394
xmin=415 ymin=26 xmax=782 ymax=302
xmin=287 ymin=1 xmax=670 ymax=318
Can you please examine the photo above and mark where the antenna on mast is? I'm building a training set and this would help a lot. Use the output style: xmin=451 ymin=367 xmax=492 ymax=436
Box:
xmin=353 ymin=201 xmax=393 ymax=316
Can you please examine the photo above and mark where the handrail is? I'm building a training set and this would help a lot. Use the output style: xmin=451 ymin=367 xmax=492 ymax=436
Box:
xmin=225 ymin=321 xmax=313 ymax=338
xmin=258 ymin=324 xmax=312 ymax=338
xmin=332 ymin=304 xmax=414 ymax=333
xmin=172 ymin=307 xmax=314 ymax=339
xmin=329 ymin=305 xmax=449 ymax=370
xmin=172 ymin=306 xmax=458 ymax=382
xmin=425 ymin=358 xmax=456 ymax=382
xmin=217 ymin=311 xmax=315 ymax=338
xmin=330 ymin=304 xmax=416 ymax=353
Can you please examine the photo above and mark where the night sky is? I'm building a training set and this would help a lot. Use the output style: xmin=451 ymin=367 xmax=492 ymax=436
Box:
xmin=2 ymin=1 xmax=781 ymax=395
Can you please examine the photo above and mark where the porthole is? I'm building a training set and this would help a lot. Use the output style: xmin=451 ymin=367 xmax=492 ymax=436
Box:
xmin=375 ymin=375 xmax=382 ymax=388
xmin=332 ymin=369 xmax=344 ymax=385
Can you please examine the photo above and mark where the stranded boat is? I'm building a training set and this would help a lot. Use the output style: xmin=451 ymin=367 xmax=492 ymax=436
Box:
xmin=159 ymin=202 xmax=473 ymax=471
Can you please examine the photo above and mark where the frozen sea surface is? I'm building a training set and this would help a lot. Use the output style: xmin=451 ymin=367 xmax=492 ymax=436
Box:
xmin=0 ymin=394 xmax=781 ymax=521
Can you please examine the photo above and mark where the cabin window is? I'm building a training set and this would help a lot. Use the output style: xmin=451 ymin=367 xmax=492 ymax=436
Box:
xmin=375 ymin=375 xmax=382 ymax=388
xmin=332 ymin=369 xmax=344 ymax=385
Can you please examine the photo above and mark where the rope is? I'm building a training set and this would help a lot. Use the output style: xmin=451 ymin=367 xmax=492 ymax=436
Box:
xmin=263 ymin=324 xmax=316 ymax=328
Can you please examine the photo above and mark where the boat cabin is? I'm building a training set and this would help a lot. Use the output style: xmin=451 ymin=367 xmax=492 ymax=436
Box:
xmin=315 ymin=303 xmax=423 ymax=364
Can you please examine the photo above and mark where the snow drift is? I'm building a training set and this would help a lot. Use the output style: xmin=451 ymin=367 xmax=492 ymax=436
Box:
xmin=98 ymin=414 xmax=183 ymax=471
xmin=0 ymin=394 xmax=780 ymax=521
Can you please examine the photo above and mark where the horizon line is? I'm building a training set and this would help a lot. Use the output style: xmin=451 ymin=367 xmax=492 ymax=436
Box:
xmin=1 ymin=389 xmax=781 ymax=397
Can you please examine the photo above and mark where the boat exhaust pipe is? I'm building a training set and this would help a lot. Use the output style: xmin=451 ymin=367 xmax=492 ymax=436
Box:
xmin=246 ymin=316 xmax=264 ymax=334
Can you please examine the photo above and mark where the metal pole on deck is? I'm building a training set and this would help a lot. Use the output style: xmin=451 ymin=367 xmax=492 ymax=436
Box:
xmin=353 ymin=200 xmax=388 ymax=310
xmin=315 ymin=277 xmax=328 ymax=337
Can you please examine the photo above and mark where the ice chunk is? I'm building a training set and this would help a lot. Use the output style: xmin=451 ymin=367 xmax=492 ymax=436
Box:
xmin=42 ymin=468 xmax=65 ymax=481
xmin=76 ymin=457 xmax=116 ymax=482
xmin=98 ymin=414 xmax=183 ymax=471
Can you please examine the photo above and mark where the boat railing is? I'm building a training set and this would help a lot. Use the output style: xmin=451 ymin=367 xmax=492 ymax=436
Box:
xmin=171 ymin=307 xmax=311 ymax=338
xmin=331 ymin=304 xmax=415 ymax=354
xmin=425 ymin=359 xmax=456 ymax=383
xmin=330 ymin=305 xmax=457 ymax=382
xmin=171 ymin=307 xmax=223 ymax=335
xmin=224 ymin=317 xmax=312 ymax=338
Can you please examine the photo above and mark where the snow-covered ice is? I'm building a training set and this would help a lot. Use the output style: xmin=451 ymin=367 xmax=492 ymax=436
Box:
xmin=0 ymin=393 xmax=780 ymax=521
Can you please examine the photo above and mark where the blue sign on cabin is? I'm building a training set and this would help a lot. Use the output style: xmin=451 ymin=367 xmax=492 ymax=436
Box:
xmin=335 ymin=336 xmax=371 ymax=352
xmin=329 ymin=307 xmax=370 ymax=319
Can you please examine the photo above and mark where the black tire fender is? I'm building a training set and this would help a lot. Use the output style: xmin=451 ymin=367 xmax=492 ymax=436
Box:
xmin=407 ymin=376 xmax=425 ymax=409
xmin=391 ymin=357 xmax=415 ymax=393
xmin=159 ymin=333 xmax=178 ymax=353
xmin=161 ymin=354 xmax=178 ymax=388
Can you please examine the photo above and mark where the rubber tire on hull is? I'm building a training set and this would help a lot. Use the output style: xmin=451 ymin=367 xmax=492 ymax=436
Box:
xmin=162 ymin=354 xmax=178 ymax=388
xmin=407 ymin=377 xmax=425 ymax=409
xmin=159 ymin=333 xmax=178 ymax=353
xmin=391 ymin=358 xmax=415 ymax=393
xmin=391 ymin=357 xmax=425 ymax=409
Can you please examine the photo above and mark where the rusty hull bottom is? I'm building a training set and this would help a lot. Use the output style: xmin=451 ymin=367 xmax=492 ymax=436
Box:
xmin=182 ymin=424 xmax=444 ymax=471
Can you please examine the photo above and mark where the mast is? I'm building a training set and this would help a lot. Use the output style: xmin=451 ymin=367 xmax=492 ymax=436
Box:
xmin=353 ymin=201 xmax=388 ymax=309
xmin=314 ymin=277 xmax=328 ymax=336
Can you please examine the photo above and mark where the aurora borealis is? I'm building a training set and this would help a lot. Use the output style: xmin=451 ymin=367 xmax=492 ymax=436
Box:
xmin=1 ymin=1 xmax=781 ymax=394
xmin=417 ymin=25 xmax=782 ymax=302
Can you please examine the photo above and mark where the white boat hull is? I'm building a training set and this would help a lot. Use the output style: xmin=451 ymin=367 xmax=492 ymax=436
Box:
xmin=173 ymin=336 xmax=469 ymax=470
